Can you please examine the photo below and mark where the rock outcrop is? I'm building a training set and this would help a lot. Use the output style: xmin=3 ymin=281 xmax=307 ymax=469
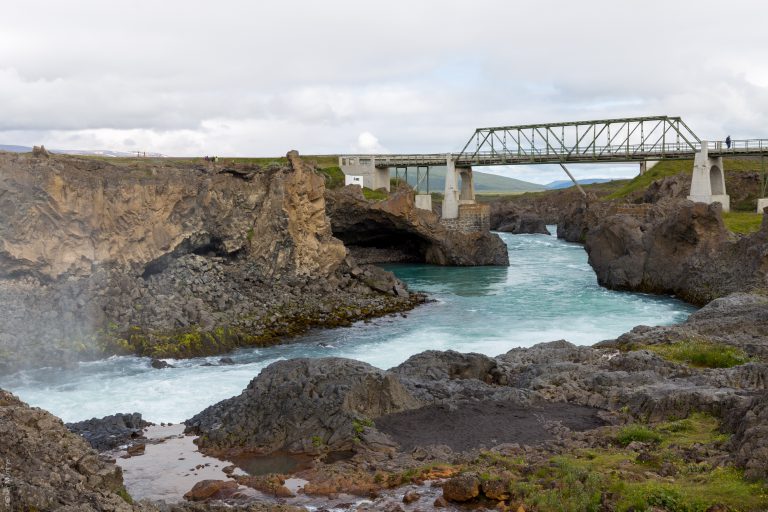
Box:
xmin=585 ymin=199 xmax=768 ymax=304
xmin=67 ymin=412 xmax=151 ymax=451
xmin=491 ymin=207 xmax=549 ymax=235
xmin=0 ymin=151 xmax=421 ymax=370
xmin=602 ymin=292 xmax=768 ymax=357
xmin=0 ymin=389 xmax=150 ymax=511
xmin=186 ymin=358 xmax=422 ymax=457
xmin=325 ymin=186 xmax=509 ymax=266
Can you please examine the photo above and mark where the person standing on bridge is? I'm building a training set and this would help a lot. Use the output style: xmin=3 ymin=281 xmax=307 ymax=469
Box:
xmin=726 ymin=135 xmax=732 ymax=149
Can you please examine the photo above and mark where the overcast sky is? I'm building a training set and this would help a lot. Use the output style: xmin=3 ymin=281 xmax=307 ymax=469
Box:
xmin=2 ymin=0 xmax=767 ymax=183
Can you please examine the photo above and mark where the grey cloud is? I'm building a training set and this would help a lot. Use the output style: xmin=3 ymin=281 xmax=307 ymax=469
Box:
xmin=0 ymin=0 xmax=765 ymax=156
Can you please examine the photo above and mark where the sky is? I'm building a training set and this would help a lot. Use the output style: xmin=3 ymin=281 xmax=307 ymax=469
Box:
xmin=2 ymin=0 xmax=767 ymax=184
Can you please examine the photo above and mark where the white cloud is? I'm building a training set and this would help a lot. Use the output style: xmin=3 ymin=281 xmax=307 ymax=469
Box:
xmin=352 ymin=132 xmax=388 ymax=154
xmin=0 ymin=0 xmax=766 ymax=159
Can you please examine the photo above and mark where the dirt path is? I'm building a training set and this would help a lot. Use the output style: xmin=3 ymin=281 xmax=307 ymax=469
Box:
xmin=375 ymin=400 xmax=605 ymax=452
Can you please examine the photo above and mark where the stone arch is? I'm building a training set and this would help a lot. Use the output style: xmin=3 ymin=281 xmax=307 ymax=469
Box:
xmin=710 ymin=165 xmax=725 ymax=195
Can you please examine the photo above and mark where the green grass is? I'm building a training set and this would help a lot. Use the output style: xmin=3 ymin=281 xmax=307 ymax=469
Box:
xmin=604 ymin=160 xmax=693 ymax=200
xmin=317 ymin=165 xmax=345 ymax=189
xmin=515 ymin=414 xmax=765 ymax=511
xmin=646 ymin=340 xmax=751 ymax=369
xmin=723 ymin=211 xmax=763 ymax=234
xmin=604 ymin=157 xmax=766 ymax=201
xmin=616 ymin=425 xmax=663 ymax=446
xmin=362 ymin=187 xmax=389 ymax=201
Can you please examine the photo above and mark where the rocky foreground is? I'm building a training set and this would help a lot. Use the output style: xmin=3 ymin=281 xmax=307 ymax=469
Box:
xmin=3 ymin=286 xmax=766 ymax=510
xmin=3 ymin=288 xmax=759 ymax=510
xmin=176 ymin=290 xmax=768 ymax=510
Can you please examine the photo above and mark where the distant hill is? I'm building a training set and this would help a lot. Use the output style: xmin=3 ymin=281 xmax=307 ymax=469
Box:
xmin=0 ymin=144 xmax=165 ymax=158
xmin=545 ymin=178 xmax=613 ymax=190
xmin=0 ymin=145 xmax=33 ymax=153
xmin=396 ymin=167 xmax=544 ymax=194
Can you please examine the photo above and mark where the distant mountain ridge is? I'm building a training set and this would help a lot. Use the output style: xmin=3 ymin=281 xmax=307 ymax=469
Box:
xmin=0 ymin=144 xmax=165 ymax=158
xmin=545 ymin=178 xmax=613 ymax=189
xmin=397 ymin=167 xmax=544 ymax=194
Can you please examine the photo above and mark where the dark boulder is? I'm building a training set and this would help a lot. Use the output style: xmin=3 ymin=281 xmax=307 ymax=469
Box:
xmin=66 ymin=412 xmax=151 ymax=451
xmin=442 ymin=473 xmax=481 ymax=502
xmin=497 ymin=212 xmax=549 ymax=235
xmin=185 ymin=357 xmax=422 ymax=456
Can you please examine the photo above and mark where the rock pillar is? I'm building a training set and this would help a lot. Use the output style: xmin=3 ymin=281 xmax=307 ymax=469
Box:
xmin=442 ymin=155 xmax=460 ymax=219
xmin=687 ymin=141 xmax=730 ymax=212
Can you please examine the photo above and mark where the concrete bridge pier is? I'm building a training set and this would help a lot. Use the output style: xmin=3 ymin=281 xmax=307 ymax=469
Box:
xmin=687 ymin=141 xmax=730 ymax=212
xmin=442 ymin=155 xmax=460 ymax=219
xmin=459 ymin=167 xmax=475 ymax=202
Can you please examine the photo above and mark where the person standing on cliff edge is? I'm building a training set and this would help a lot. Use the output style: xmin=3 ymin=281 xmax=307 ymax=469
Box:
xmin=726 ymin=135 xmax=732 ymax=149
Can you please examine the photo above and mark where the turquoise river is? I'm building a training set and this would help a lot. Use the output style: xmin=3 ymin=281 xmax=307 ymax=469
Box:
xmin=0 ymin=229 xmax=696 ymax=423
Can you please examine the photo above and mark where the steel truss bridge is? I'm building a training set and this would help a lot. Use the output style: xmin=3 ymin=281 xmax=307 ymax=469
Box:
xmin=358 ymin=116 xmax=768 ymax=169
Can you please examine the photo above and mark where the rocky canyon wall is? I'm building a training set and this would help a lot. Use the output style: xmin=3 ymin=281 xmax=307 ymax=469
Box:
xmin=0 ymin=151 xmax=418 ymax=371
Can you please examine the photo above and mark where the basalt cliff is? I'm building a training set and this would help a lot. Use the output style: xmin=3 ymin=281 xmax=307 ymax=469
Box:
xmin=0 ymin=151 xmax=428 ymax=371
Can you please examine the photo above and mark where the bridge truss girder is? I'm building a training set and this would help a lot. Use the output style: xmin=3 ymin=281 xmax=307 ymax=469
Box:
xmin=456 ymin=115 xmax=702 ymax=167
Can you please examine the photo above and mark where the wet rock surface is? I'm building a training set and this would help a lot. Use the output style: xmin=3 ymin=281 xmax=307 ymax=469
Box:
xmin=67 ymin=412 xmax=152 ymax=451
xmin=326 ymin=186 xmax=509 ymax=266
xmin=375 ymin=400 xmax=606 ymax=452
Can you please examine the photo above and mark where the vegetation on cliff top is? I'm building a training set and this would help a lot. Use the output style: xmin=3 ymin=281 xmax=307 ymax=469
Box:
xmin=604 ymin=157 xmax=765 ymax=202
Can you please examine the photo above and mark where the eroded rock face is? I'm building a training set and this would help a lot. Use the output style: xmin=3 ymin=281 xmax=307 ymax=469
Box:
xmin=325 ymin=186 xmax=508 ymax=266
xmin=0 ymin=152 xmax=420 ymax=370
xmin=186 ymin=358 xmax=422 ymax=457
xmin=0 ymin=389 xmax=150 ymax=511
xmin=585 ymin=199 xmax=768 ymax=304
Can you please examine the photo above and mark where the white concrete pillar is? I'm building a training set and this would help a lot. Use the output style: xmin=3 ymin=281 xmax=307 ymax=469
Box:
xmin=687 ymin=142 xmax=730 ymax=212
xmin=639 ymin=160 xmax=659 ymax=175
xmin=375 ymin=166 xmax=391 ymax=192
xmin=757 ymin=198 xmax=768 ymax=213
xmin=415 ymin=194 xmax=432 ymax=211
xmin=459 ymin=167 xmax=475 ymax=202
xmin=442 ymin=155 xmax=460 ymax=219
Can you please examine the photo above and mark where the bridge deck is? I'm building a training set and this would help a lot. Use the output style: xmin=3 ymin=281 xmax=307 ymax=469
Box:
xmin=359 ymin=143 xmax=768 ymax=168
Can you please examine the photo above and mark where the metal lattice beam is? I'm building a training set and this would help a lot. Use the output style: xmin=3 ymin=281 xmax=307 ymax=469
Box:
xmin=455 ymin=115 xmax=702 ymax=167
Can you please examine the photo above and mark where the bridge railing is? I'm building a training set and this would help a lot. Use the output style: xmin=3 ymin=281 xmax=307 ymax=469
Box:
xmin=704 ymin=139 xmax=768 ymax=153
